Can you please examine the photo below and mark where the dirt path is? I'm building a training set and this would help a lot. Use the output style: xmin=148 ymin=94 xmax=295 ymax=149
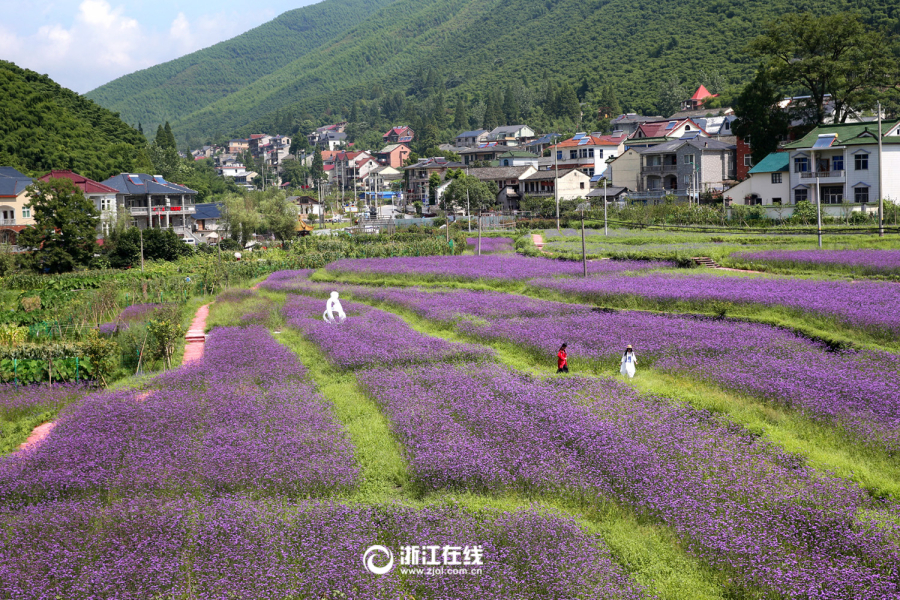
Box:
xmin=183 ymin=303 xmax=211 ymax=365
xmin=17 ymin=422 xmax=55 ymax=453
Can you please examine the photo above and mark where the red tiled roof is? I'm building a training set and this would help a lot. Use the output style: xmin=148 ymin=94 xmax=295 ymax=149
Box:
xmin=690 ymin=85 xmax=716 ymax=101
xmin=631 ymin=118 xmax=707 ymax=139
xmin=383 ymin=126 xmax=412 ymax=139
xmin=39 ymin=170 xmax=118 ymax=194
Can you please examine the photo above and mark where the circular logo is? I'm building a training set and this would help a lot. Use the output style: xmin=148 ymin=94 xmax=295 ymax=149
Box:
xmin=363 ymin=545 xmax=394 ymax=575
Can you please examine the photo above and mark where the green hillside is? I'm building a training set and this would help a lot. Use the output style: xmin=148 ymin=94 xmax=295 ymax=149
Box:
xmin=0 ymin=61 xmax=147 ymax=181
xmin=91 ymin=0 xmax=900 ymax=143
xmin=85 ymin=0 xmax=400 ymax=134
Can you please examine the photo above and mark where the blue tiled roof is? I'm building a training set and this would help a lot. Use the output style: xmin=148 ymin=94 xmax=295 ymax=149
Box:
xmin=101 ymin=174 xmax=198 ymax=196
xmin=192 ymin=203 xmax=222 ymax=220
xmin=0 ymin=166 xmax=33 ymax=196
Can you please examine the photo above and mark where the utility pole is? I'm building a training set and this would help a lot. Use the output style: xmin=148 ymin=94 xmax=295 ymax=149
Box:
xmin=603 ymin=178 xmax=608 ymax=236
xmin=478 ymin=208 xmax=482 ymax=255
xmin=555 ymin=140 xmax=560 ymax=232
xmin=878 ymin=101 xmax=884 ymax=237
xmin=467 ymin=188 xmax=471 ymax=232
xmin=814 ymin=149 xmax=823 ymax=249
xmin=139 ymin=226 xmax=144 ymax=273
xmin=577 ymin=202 xmax=589 ymax=277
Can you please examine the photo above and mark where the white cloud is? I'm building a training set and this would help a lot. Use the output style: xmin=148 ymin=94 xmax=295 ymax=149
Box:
xmin=0 ymin=0 xmax=255 ymax=94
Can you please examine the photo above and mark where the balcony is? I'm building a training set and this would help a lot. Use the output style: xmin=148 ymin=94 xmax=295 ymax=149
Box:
xmin=643 ymin=164 xmax=679 ymax=173
xmin=0 ymin=219 xmax=16 ymax=226
xmin=129 ymin=205 xmax=196 ymax=216
xmin=800 ymin=170 xmax=845 ymax=180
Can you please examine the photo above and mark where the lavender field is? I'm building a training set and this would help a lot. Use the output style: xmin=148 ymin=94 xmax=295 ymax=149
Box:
xmin=735 ymin=249 xmax=900 ymax=276
xmin=5 ymin=250 xmax=900 ymax=599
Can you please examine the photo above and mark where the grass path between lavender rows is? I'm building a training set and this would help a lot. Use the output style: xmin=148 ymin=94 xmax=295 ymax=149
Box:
xmin=251 ymin=290 xmax=728 ymax=600
xmin=337 ymin=294 xmax=900 ymax=502
xmin=316 ymin=270 xmax=900 ymax=354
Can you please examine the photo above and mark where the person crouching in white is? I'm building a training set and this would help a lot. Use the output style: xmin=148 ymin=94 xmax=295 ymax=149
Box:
xmin=620 ymin=344 xmax=637 ymax=378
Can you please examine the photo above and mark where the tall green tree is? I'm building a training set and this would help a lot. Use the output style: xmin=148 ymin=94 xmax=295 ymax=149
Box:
xmin=453 ymin=97 xmax=469 ymax=131
xmin=748 ymin=12 xmax=900 ymax=124
xmin=164 ymin=121 xmax=177 ymax=150
xmin=656 ymin=76 xmax=686 ymax=118
xmin=732 ymin=69 xmax=792 ymax=166
xmin=155 ymin=125 xmax=167 ymax=148
xmin=556 ymin=82 xmax=581 ymax=124
xmin=503 ymin=84 xmax=521 ymax=124
xmin=428 ymin=172 xmax=442 ymax=205
xmin=18 ymin=178 xmax=98 ymax=273
xmin=311 ymin=147 xmax=325 ymax=183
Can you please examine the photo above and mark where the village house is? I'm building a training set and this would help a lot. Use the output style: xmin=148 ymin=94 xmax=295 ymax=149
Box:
xmin=38 ymin=170 xmax=119 ymax=237
xmin=288 ymin=195 xmax=323 ymax=217
xmin=486 ymin=125 xmax=535 ymax=145
xmin=609 ymin=114 xmax=663 ymax=137
xmin=635 ymin=137 xmax=736 ymax=199
xmin=383 ymin=126 xmax=414 ymax=144
xmin=228 ymin=139 xmax=249 ymax=154
xmin=189 ymin=202 xmax=224 ymax=244
xmin=308 ymin=123 xmax=347 ymax=148
xmin=523 ymin=133 xmax=562 ymax=156
xmin=0 ymin=167 xmax=34 ymax=247
xmin=468 ymin=165 xmax=538 ymax=211
xmin=723 ymin=152 xmax=790 ymax=215
xmin=403 ymin=157 xmax=465 ymax=206
xmin=101 ymin=174 xmax=198 ymax=241
xmin=779 ymin=120 xmax=900 ymax=215
xmin=626 ymin=118 xmax=708 ymax=149
xmin=376 ymin=143 xmax=411 ymax=169
xmin=681 ymin=85 xmax=718 ymax=111
xmin=519 ymin=168 xmax=591 ymax=201
xmin=546 ymin=133 xmax=626 ymax=178
xmin=496 ymin=151 xmax=540 ymax=168
xmin=364 ymin=165 xmax=403 ymax=197
xmin=454 ymin=129 xmax=489 ymax=148
xmin=606 ymin=148 xmax=643 ymax=191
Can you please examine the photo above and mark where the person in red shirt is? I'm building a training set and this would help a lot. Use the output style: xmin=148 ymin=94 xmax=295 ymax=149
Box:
xmin=557 ymin=343 xmax=568 ymax=374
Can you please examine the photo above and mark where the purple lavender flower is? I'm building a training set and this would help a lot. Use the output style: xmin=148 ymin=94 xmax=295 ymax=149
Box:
xmin=737 ymin=249 xmax=900 ymax=275
xmin=326 ymin=255 xmax=674 ymax=282
xmin=0 ymin=498 xmax=644 ymax=599
xmin=466 ymin=237 xmax=515 ymax=254
xmin=0 ymin=326 xmax=358 ymax=502
xmin=118 ymin=303 xmax=164 ymax=322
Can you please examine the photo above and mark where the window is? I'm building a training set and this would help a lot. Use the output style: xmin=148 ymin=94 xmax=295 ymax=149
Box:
xmin=832 ymin=155 xmax=844 ymax=172
xmin=822 ymin=185 xmax=844 ymax=204
xmin=855 ymin=153 xmax=869 ymax=170
xmin=855 ymin=187 xmax=869 ymax=204
xmin=771 ymin=173 xmax=782 ymax=184
xmin=772 ymin=197 xmax=782 ymax=205
xmin=724 ymin=121 xmax=731 ymax=131
xmin=794 ymin=157 xmax=810 ymax=173
xmin=597 ymin=150 xmax=603 ymax=159
xmin=570 ymin=150 xmax=578 ymax=160
xmin=587 ymin=168 xmax=595 ymax=177
xmin=588 ymin=149 xmax=595 ymax=158
xmin=794 ymin=188 xmax=808 ymax=204
xmin=100 ymin=197 xmax=113 ymax=211
xmin=684 ymin=175 xmax=691 ymax=186
xmin=556 ymin=151 xmax=562 ymax=160
xmin=684 ymin=154 xmax=694 ymax=165
xmin=21 ymin=207 xmax=31 ymax=219
xmin=685 ymin=125 xmax=691 ymax=131
xmin=744 ymin=155 xmax=752 ymax=167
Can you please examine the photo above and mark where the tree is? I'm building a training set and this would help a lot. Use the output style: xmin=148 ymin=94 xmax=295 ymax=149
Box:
xmin=221 ymin=192 xmax=261 ymax=247
xmin=164 ymin=121 xmax=177 ymax=150
xmin=453 ymin=97 xmax=469 ymax=131
xmin=311 ymin=147 xmax=325 ymax=183
xmin=442 ymin=174 xmax=498 ymax=213
xmin=656 ymin=76 xmax=686 ymax=117
xmin=431 ymin=94 xmax=447 ymax=129
xmin=503 ymin=84 xmax=521 ymax=124
xmin=289 ymin=135 xmax=310 ymax=157
xmin=104 ymin=227 xmax=192 ymax=268
xmin=18 ymin=178 xmax=98 ymax=273
xmin=748 ymin=12 xmax=900 ymax=124
xmin=260 ymin=194 xmax=298 ymax=242
xmin=556 ymin=82 xmax=581 ymax=124
xmin=280 ymin=158 xmax=309 ymax=189
xmin=733 ymin=69 xmax=792 ymax=166
xmin=428 ymin=172 xmax=442 ymax=205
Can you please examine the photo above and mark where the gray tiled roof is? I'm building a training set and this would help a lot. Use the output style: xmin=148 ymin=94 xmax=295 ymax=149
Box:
xmin=101 ymin=173 xmax=198 ymax=196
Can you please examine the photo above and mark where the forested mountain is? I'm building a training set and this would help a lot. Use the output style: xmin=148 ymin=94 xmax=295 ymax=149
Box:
xmin=88 ymin=0 xmax=900 ymax=145
xmin=0 ymin=61 xmax=148 ymax=181
xmin=85 ymin=0 xmax=400 ymax=134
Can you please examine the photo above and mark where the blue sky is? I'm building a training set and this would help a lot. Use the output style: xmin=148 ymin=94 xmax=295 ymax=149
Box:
xmin=0 ymin=0 xmax=319 ymax=94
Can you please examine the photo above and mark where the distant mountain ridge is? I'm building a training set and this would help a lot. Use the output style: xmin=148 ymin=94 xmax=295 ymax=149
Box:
xmin=86 ymin=0 xmax=401 ymax=133
xmin=86 ymin=0 xmax=900 ymax=142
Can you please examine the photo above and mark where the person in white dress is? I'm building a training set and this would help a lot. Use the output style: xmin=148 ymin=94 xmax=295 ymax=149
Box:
xmin=620 ymin=344 xmax=637 ymax=378
xmin=323 ymin=291 xmax=346 ymax=324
